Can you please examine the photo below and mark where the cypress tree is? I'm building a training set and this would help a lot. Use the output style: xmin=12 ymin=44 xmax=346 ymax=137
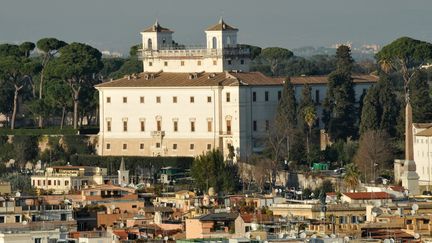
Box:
xmin=410 ymin=70 xmax=432 ymax=123
xmin=298 ymin=84 xmax=314 ymax=131
xmin=277 ymin=77 xmax=297 ymax=130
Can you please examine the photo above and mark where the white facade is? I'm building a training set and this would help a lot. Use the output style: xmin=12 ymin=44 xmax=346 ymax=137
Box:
xmin=413 ymin=124 xmax=432 ymax=186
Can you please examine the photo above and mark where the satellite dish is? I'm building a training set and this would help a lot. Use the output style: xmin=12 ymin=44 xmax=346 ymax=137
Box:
xmin=256 ymin=236 xmax=261 ymax=241
xmin=311 ymin=234 xmax=317 ymax=239
xmin=390 ymin=239 xmax=395 ymax=243
xmin=372 ymin=207 xmax=383 ymax=217
xmin=15 ymin=192 xmax=21 ymax=197
xmin=344 ymin=236 xmax=350 ymax=242
xmin=324 ymin=234 xmax=330 ymax=238
xmin=412 ymin=204 xmax=419 ymax=211
xmin=414 ymin=233 xmax=420 ymax=239
xmin=374 ymin=201 xmax=382 ymax=208
xmin=383 ymin=239 xmax=391 ymax=243
xmin=331 ymin=234 xmax=336 ymax=238
xmin=299 ymin=232 xmax=306 ymax=238
xmin=22 ymin=220 xmax=27 ymax=225
xmin=119 ymin=222 xmax=124 ymax=228
xmin=164 ymin=236 xmax=168 ymax=241
xmin=245 ymin=232 xmax=251 ymax=239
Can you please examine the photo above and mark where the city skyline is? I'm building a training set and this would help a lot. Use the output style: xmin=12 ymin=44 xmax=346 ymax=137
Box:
xmin=1 ymin=0 xmax=432 ymax=54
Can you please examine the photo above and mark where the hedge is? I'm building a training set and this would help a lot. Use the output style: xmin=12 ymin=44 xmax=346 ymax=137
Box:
xmin=0 ymin=127 xmax=77 ymax=136
xmin=69 ymin=154 xmax=194 ymax=174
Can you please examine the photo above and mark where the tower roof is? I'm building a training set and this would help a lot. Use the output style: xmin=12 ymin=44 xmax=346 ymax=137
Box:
xmin=206 ymin=18 xmax=238 ymax=31
xmin=142 ymin=20 xmax=173 ymax=33
xmin=119 ymin=157 xmax=126 ymax=171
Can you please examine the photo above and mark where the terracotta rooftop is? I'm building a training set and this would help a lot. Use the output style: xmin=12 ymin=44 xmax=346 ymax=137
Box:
xmin=142 ymin=21 xmax=173 ymax=33
xmin=343 ymin=192 xmax=390 ymax=200
xmin=289 ymin=74 xmax=379 ymax=85
xmin=206 ymin=19 xmax=238 ymax=31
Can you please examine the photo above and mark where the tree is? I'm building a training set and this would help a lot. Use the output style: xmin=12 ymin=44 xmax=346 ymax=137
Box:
xmin=49 ymin=42 xmax=103 ymax=129
xmin=409 ymin=70 xmax=432 ymax=123
xmin=0 ymin=43 xmax=40 ymax=129
xmin=322 ymin=45 xmax=357 ymax=141
xmin=36 ymin=38 xmax=67 ymax=127
xmin=239 ymin=44 xmax=262 ymax=59
xmin=45 ymin=79 xmax=72 ymax=129
xmin=303 ymin=106 xmax=317 ymax=166
xmin=297 ymin=84 xmax=314 ymax=131
xmin=260 ymin=47 xmax=293 ymax=76
xmin=108 ymin=44 xmax=143 ymax=79
xmin=12 ymin=136 xmax=39 ymax=166
xmin=354 ymin=130 xmax=393 ymax=183
xmin=343 ymin=163 xmax=360 ymax=192
xmin=360 ymin=74 xmax=399 ymax=136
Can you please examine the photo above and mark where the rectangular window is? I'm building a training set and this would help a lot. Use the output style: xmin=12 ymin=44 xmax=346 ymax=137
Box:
xmin=140 ymin=143 xmax=144 ymax=150
xmin=140 ymin=96 xmax=145 ymax=103
xmin=265 ymin=91 xmax=269 ymax=101
xmin=190 ymin=144 xmax=195 ymax=150
xmin=65 ymin=181 xmax=69 ymax=186
xmin=122 ymin=143 xmax=127 ymax=150
xmin=107 ymin=121 xmax=111 ymax=132
xmin=106 ymin=143 xmax=111 ymax=150
xmin=226 ymin=120 xmax=232 ymax=134
xmin=226 ymin=92 xmax=231 ymax=102
xmin=315 ymin=90 xmax=320 ymax=104
xmin=106 ymin=97 xmax=111 ymax=103
xmin=173 ymin=96 xmax=177 ymax=103
xmin=0 ymin=216 xmax=4 ymax=223
xmin=207 ymin=96 xmax=212 ymax=103
xmin=164 ymin=61 xmax=168 ymax=66
xmin=213 ymin=60 xmax=217 ymax=65
xmin=207 ymin=144 xmax=212 ymax=150
xmin=140 ymin=121 xmax=145 ymax=132
xmin=48 ymin=180 xmax=52 ymax=186
xmin=278 ymin=91 xmax=282 ymax=100
xmin=197 ymin=60 xmax=202 ymax=66
xmin=208 ymin=121 xmax=212 ymax=132
xmin=252 ymin=92 xmax=257 ymax=102
xmin=227 ymin=60 xmax=232 ymax=65
xmin=123 ymin=121 xmax=128 ymax=132
xmin=123 ymin=97 xmax=127 ymax=103
xmin=253 ymin=120 xmax=257 ymax=131
xmin=190 ymin=96 xmax=195 ymax=103
xmin=181 ymin=61 xmax=185 ymax=66
xmin=157 ymin=120 xmax=162 ymax=131
xmin=173 ymin=121 xmax=178 ymax=132
xmin=15 ymin=215 xmax=20 ymax=223
xmin=149 ymin=62 xmax=152 ymax=66
xmin=35 ymin=239 xmax=42 ymax=243
xmin=240 ymin=59 xmax=245 ymax=65
xmin=156 ymin=96 xmax=161 ymax=103
xmin=173 ymin=144 xmax=178 ymax=150
xmin=265 ymin=120 xmax=269 ymax=131
xmin=156 ymin=142 xmax=161 ymax=148
xmin=191 ymin=121 xmax=195 ymax=132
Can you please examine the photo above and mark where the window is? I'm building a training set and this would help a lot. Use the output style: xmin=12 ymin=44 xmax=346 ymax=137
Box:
xmin=265 ymin=120 xmax=269 ymax=131
xmin=207 ymin=144 xmax=212 ymax=150
xmin=132 ymin=205 xmax=137 ymax=208
xmin=181 ymin=61 xmax=185 ymax=66
xmin=278 ymin=91 xmax=282 ymax=100
xmin=164 ymin=61 xmax=168 ymax=66
xmin=253 ymin=120 xmax=257 ymax=131
xmin=65 ymin=181 xmax=69 ymax=186
xmin=156 ymin=96 xmax=161 ymax=103
xmin=173 ymin=121 xmax=178 ymax=132
xmin=48 ymin=180 xmax=52 ymax=186
xmin=252 ymin=92 xmax=257 ymax=102
xmin=106 ymin=97 xmax=111 ymax=103
xmin=140 ymin=96 xmax=145 ymax=103
xmin=122 ymin=143 xmax=127 ymax=150
xmin=34 ymin=238 xmax=42 ymax=243
xmin=191 ymin=121 xmax=195 ymax=132
xmin=123 ymin=121 xmax=128 ymax=132
xmin=190 ymin=96 xmax=195 ymax=103
xmin=197 ymin=60 xmax=202 ymax=66
xmin=265 ymin=91 xmax=269 ymax=101
xmin=123 ymin=97 xmax=127 ymax=103
xmin=107 ymin=121 xmax=111 ymax=132
xmin=149 ymin=61 xmax=153 ymax=66
xmin=140 ymin=143 xmax=144 ymax=150
xmin=226 ymin=92 xmax=231 ymax=102
xmin=140 ymin=121 xmax=145 ymax=132
xmin=157 ymin=120 xmax=162 ymax=131
xmin=227 ymin=60 xmax=232 ymax=65
xmin=207 ymin=96 xmax=212 ymax=103
xmin=106 ymin=143 xmax=111 ymax=150
xmin=315 ymin=90 xmax=320 ymax=104
xmin=173 ymin=144 xmax=178 ymax=150
xmin=240 ymin=59 xmax=245 ymax=65
xmin=226 ymin=120 xmax=232 ymax=134
xmin=0 ymin=216 xmax=4 ymax=223
xmin=156 ymin=142 xmax=161 ymax=148
xmin=15 ymin=215 xmax=20 ymax=223
xmin=190 ymin=144 xmax=195 ymax=150
xmin=208 ymin=121 xmax=212 ymax=132
xmin=173 ymin=96 xmax=177 ymax=103
xmin=213 ymin=60 xmax=217 ymax=65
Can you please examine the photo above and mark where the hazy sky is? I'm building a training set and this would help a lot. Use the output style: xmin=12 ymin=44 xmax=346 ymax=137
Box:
xmin=1 ymin=0 xmax=432 ymax=54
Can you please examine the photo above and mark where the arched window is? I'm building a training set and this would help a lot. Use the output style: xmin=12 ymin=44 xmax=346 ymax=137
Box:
xmin=147 ymin=38 xmax=153 ymax=50
xmin=212 ymin=37 xmax=217 ymax=49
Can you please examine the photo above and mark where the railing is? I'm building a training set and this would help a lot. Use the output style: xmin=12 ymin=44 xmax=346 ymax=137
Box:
xmin=22 ymin=205 xmax=72 ymax=211
xmin=151 ymin=131 xmax=165 ymax=137
xmin=139 ymin=47 xmax=250 ymax=59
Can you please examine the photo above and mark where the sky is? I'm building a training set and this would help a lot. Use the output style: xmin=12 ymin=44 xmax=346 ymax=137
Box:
xmin=1 ymin=0 xmax=432 ymax=55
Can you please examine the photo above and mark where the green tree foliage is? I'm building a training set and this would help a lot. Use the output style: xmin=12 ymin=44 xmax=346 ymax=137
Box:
xmin=44 ymin=79 xmax=72 ymax=129
xmin=107 ymin=45 xmax=143 ymax=79
xmin=239 ymin=44 xmax=262 ymax=59
xmin=191 ymin=149 xmax=239 ymax=194
xmin=12 ymin=135 xmax=39 ymax=166
xmin=297 ymin=84 xmax=314 ymax=131
xmin=360 ymin=74 xmax=399 ymax=136
xmin=48 ymin=42 xmax=103 ymax=129
xmin=322 ymin=45 xmax=357 ymax=141
xmin=260 ymin=47 xmax=294 ymax=76
xmin=344 ymin=163 xmax=360 ymax=192
xmin=409 ymin=70 xmax=432 ymax=123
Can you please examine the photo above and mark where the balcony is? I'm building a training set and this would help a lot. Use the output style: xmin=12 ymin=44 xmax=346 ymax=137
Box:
xmin=151 ymin=131 xmax=165 ymax=137
xmin=139 ymin=46 xmax=250 ymax=59
xmin=219 ymin=131 xmax=233 ymax=137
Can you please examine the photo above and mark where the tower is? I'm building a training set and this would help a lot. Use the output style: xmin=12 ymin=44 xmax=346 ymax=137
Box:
xmin=140 ymin=20 xmax=173 ymax=51
xmin=205 ymin=18 xmax=238 ymax=49
xmin=118 ymin=157 xmax=129 ymax=186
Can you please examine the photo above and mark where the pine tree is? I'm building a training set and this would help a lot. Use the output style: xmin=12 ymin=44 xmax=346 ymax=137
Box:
xmin=410 ymin=70 xmax=432 ymax=123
